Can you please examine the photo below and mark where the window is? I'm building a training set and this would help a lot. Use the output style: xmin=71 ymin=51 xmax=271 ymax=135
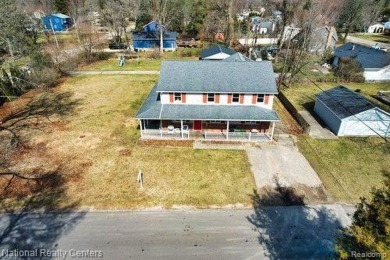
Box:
xmin=174 ymin=93 xmax=182 ymax=102
xmin=208 ymin=93 xmax=215 ymax=103
xmin=257 ymin=94 xmax=264 ymax=103
xmin=232 ymin=93 xmax=240 ymax=103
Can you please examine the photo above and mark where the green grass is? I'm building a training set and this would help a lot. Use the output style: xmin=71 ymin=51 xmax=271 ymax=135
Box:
xmin=2 ymin=74 xmax=255 ymax=209
xmin=298 ymin=136 xmax=389 ymax=203
xmin=283 ymin=82 xmax=390 ymax=111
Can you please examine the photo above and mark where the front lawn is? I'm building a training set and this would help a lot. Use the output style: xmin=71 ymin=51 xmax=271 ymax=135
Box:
xmin=0 ymin=74 xmax=255 ymax=210
xmin=298 ymin=136 xmax=389 ymax=203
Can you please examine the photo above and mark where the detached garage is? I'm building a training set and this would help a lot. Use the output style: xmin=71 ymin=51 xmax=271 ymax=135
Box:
xmin=314 ymin=86 xmax=390 ymax=137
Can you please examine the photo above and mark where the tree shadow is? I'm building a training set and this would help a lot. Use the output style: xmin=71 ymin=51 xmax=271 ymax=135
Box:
xmin=0 ymin=91 xmax=85 ymax=259
xmin=0 ymin=168 xmax=85 ymax=259
xmin=247 ymin=186 xmax=345 ymax=259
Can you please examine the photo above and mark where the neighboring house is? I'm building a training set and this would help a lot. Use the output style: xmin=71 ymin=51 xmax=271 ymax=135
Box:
xmin=367 ymin=23 xmax=385 ymax=33
xmin=272 ymin=10 xmax=282 ymax=19
xmin=224 ymin=53 xmax=252 ymax=61
xmin=132 ymin=21 xmax=178 ymax=51
xmin=252 ymin=19 xmax=276 ymax=35
xmin=280 ymin=25 xmax=301 ymax=43
xmin=42 ymin=13 xmax=72 ymax=31
xmin=199 ymin=44 xmax=236 ymax=60
xmin=333 ymin=42 xmax=390 ymax=82
xmin=307 ymin=26 xmax=338 ymax=52
xmin=135 ymin=60 xmax=280 ymax=142
xmin=314 ymin=86 xmax=390 ymax=137
xmin=385 ymin=21 xmax=390 ymax=35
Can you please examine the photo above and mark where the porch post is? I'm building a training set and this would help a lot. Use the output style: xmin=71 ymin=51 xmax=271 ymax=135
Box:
xmin=160 ymin=120 xmax=163 ymax=139
xmin=270 ymin=121 xmax=275 ymax=142
xmin=139 ymin=119 xmax=143 ymax=138
xmin=226 ymin=121 xmax=230 ymax=140
xmin=181 ymin=120 xmax=184 ymax=139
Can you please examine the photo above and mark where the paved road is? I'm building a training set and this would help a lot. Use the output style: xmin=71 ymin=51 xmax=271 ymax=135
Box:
xmin=0 ymin=205 xmax=354 ymax=259
xmin=344 ymin=35 xmax=390 ymax=49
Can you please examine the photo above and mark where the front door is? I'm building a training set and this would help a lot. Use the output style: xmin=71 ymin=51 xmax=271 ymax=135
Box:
xmin=193 ymin=120 xmax=202 ymax=131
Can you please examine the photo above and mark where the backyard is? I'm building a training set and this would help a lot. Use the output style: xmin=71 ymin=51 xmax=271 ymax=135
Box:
xmin=283 ymin=82 xmax=390 ymax=202
xmin=0 ymin=74 xmax=255 ymax=210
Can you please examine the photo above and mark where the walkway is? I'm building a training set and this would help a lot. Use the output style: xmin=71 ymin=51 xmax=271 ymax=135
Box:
xmin=299 ymin=111 xmax=338 ymax=139
xmin=66 ymin=70 xmax=160 ymax=75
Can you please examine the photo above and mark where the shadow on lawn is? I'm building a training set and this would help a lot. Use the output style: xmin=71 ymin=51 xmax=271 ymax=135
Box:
xmin=247 ymin=180 xmax=344 ymax=259
xmin=0 ymin=91 xmax=85 ymax=258
xmin=0 ymin=169 xmax=85 ymax=259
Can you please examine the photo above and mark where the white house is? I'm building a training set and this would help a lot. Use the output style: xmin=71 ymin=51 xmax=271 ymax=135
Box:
xmin=136 ymin=60 xmax=280 ymax=142
xmin=314 ymin=86 xmax=390 ymax=137
xmin=367 ymin=23 xmax=385 ymax=33
xmin=333 ymin=42 xmax=390 ymax=82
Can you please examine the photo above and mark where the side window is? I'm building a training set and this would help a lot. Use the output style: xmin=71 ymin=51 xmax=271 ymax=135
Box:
xmin=208 ymin=93 xmax=215 ymax=103
xmin=232 ymin=93 xmax=240 ymax=103
xmin=174 ymin=93 xmax=182 ymax=102
xmin=257 ymin=94 xmax=264 ymax=103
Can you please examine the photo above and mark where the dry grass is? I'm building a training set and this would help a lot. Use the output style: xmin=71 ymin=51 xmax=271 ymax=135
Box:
xmin=1 ymin=74 xmax=255 ymax=210
xmin=283 ymin=82 xmax=390 ymax=111
xmin=298 ymin=136 xmax=389 ymax=203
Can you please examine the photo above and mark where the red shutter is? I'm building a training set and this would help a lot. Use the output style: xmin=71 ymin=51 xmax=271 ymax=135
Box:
xmin=252 ymin=94 xmax=257 ymax=104
xmin=203 ymin=93 xmax=207 ymax=103
xmin=169 ymin=93 xmax=174 ymax=103
xmin=239 ymin=94 xmax=244 ymax=104
xmin=182 ymin=93 xmax=186 ymax=103
xmin=264 ymin=95 xmax=270 ymax=105
xmin=215 ymin=94 xmax=220 ymax=104
xmin=227 ymin=94 xmax=232 ymax=104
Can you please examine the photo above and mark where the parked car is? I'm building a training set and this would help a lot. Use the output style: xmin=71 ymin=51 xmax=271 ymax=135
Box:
xmin=108 ymin=42 xmax=127 ymax=49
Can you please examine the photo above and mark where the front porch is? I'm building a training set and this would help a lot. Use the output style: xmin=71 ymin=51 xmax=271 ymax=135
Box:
xmin=139 ymin=120 xmax=275 ymax=142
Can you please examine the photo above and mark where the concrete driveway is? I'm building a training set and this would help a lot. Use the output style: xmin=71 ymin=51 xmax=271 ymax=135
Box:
xmin=246 ymin=139 xmax=331 ymax=204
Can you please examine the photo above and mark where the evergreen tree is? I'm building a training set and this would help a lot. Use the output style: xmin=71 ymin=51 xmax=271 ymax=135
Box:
xmin=336 ymin=173 xmax=390 ymax=258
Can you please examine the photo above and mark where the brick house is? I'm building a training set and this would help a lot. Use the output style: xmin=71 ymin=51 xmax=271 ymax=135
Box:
xmin=135 ymin=60 xmax=280 ymax=142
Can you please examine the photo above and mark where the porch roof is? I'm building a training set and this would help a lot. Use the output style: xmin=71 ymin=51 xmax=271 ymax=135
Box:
xmin=136 ymin=85 xmax=279 ymax=121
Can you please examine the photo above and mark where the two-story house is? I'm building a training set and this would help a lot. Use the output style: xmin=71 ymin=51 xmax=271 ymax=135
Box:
xmin=135 ymin=60 xmax=280 ymax=142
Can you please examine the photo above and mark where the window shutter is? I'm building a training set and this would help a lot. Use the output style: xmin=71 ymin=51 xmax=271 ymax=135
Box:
xmin=252 ymin=94 xmax=257 ymax=104
xmin=215 ymin=94 xmax=220 ymax=104
xmin=228 ymin=94 xmax=232 ymax=104
xmin=203 ymin=93 xmax=207 ymax=103
xmin=239 ymin=94 xmax=245 ymax=104
xmin=182 ymin=93 xmax=186 ymax=103
xmin=169 ymin=93 xmax=174 ymax=103
xmin=264 ymin=95 xmax=270 ymax=105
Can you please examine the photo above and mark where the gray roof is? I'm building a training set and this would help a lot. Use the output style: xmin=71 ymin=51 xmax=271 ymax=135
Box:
xmin=224 ymin=53 xmax=252 ymax=62
xmin=315 ymin=86 xmax=376 ymax=119
xmin=136 ymin=86 xmax=279 ymax=121
xmin=334 ymin=42 xmax=390 ymax=69
xmin=157 ymin=60 xmax=278 ymax=94
xmin=200 ymin=45 xmax=236 ymax=59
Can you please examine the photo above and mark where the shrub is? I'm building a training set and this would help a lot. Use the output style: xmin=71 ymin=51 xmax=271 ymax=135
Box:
xmin=146 ymin=49 xmax=161 ymax=59
xmin=335 ymin=58 xmax=364 ymax=83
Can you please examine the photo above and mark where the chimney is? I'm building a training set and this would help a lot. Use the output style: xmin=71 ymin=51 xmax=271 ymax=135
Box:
xmin=351 ymin=44 xmax=355 ymax=50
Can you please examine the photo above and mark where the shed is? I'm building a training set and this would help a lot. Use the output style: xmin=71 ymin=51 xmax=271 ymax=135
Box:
xmin=200 ymin=44 xmax=236 ymax=60
xmin=42 ymin=13 xmax=72 ymax=31
xmin=314 ymin=86 xmax=390 ymax=137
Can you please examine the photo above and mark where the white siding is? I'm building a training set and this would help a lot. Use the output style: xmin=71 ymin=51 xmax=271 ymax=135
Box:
xmin=202 ymin=53 xmax=231 ymax=60
xmin=339 ymin=108 xmax=390 ymax=137
xmin=161 ymin=92 xmax=274 ymax=108
xmin=364 ymin=66 xmax=390 ymax=82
